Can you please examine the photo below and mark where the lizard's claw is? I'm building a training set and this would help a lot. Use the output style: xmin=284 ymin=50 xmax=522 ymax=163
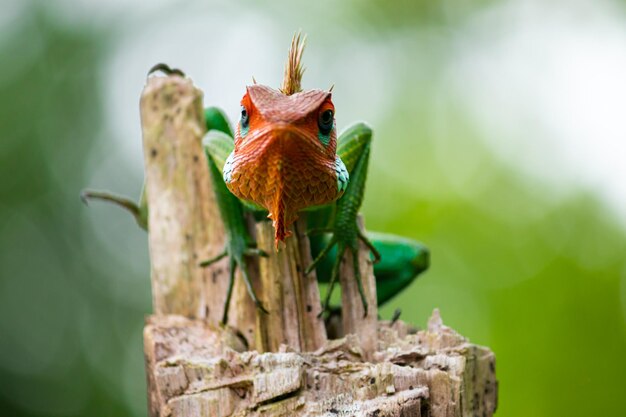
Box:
xmin=198 ymin=250 xmax=228 ymax=267
xmin=244 ymin=247 xmax=269 ymax=258
xmin=391 ymin=308 xmax=402 ymax=325
xmin=358 ymin=229 xmax=381 ymax=264
xmin=306 ymin=230 xmax=379 ymax=319
xmin=148 ymin=63 xmax=185 ymax=77
xmin=199 ymin=242 xmax=268 ymax=324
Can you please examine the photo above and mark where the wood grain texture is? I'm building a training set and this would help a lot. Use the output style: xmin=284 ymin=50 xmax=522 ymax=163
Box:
xmin=339 ymin=216 xmax=378 ymax=359
xmin=141 ymin=75 xmax=228 ymax=322
xmin=255 ymin=217 xmax=327 ymax=353
xmin=144 ymin=311 xmax=496 ymax=417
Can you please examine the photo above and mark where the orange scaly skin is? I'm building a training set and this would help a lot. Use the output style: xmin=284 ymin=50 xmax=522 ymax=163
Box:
xmin=226 ymin=85 xmax=343 ymax=244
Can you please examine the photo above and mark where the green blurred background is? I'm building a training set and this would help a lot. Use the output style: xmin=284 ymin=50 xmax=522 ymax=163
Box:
xmin=1 ymin=0 xmax=625 ymax=416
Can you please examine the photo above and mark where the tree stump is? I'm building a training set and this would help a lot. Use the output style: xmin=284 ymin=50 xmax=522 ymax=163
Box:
xmin=141 ymin=74 xmax=498 ymax=417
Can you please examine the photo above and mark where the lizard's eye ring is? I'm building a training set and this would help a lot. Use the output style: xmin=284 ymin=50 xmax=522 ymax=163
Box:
xmin=240 ymin=106 xmax=249 ymax=129
xmin=318 ymin=109 xmax=334 ymax=135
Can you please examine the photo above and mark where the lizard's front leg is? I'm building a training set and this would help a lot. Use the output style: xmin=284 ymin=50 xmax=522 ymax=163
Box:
xmin=201 ymin=112 xmax=269 ymax=324
xmin=305 ymin=122 xmax=380 ymax=317
xmin=311 ymin=231 xmax=429 ymax=308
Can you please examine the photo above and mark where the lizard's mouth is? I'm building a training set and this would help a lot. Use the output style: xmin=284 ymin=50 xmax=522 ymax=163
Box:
xmin=226 ymin=123 xmax=340 ymax=245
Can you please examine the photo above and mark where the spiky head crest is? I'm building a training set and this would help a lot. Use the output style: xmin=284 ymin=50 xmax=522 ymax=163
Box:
xmin=280 ymin=32 xmax=306 ymax=95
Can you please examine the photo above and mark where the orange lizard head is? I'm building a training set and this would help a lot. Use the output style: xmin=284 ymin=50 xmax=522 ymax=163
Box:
xmin=223 ymin=35 xmax=346 ymax=246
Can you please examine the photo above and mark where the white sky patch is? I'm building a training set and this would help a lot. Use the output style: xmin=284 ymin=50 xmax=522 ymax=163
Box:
xmin=49 ymin=0 xmax=180 ymax=23
xmin=447 ymin=0 xmax=626 ymax=225
xmin=0 ymin=0 xmax=26 ymax=35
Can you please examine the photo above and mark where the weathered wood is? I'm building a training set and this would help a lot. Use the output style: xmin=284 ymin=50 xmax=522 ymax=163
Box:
xmin=292 ymin=217 xmax=328 ymax=352
xmin=144 ymin=310 xmax=496 ymax=417
xmin=140 ymin=75 xmax=228 ymax=322
xmin=340 ymin=216 xmax=378 ymax=359
xmin=255 ymin=217 xmax=327 ymax=352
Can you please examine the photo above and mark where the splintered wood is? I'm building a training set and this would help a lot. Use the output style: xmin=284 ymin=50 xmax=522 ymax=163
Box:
xmin=140 ymin=75 xmax=498 ymax=417
xmin=144 ymin=310 xmax=496 ymax=417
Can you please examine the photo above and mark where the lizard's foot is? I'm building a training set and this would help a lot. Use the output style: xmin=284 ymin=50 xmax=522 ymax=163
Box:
xmin=80 ymin=189 xmax=147 ymax=230
xmin=305 ymin=229 xmax=380 ymax=318
xmin=147 ymin=63 xmax=185 ymax=77
xmin=200 ymin=240 xmax=268 ymax=324
xmin=391 ymin=308 xmax=402 ymax=325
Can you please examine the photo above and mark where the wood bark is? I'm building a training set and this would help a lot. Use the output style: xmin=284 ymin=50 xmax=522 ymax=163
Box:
xmin=140 ymin=74 xmax=498 ymax=417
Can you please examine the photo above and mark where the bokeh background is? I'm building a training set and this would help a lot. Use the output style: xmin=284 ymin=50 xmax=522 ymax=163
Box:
xmin=2 ymin=0 xmax=626 ymax=415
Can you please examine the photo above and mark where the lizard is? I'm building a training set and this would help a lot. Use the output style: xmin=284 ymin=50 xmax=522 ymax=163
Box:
xmin=82 ymin=34 xmax=429 ymax=324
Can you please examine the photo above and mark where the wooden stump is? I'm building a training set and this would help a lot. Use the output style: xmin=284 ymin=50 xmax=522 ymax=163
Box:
xmin=144 ymin=310 xmax=496 ymax=417
xmin=140 ymin=74 xmax=498 ymax=417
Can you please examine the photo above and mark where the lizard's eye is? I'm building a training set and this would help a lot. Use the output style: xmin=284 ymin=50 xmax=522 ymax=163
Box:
xmin=240 ymin=106 xmax=250 ymax=129
xmin=318 ymin=109 xmax=334 ymax=135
